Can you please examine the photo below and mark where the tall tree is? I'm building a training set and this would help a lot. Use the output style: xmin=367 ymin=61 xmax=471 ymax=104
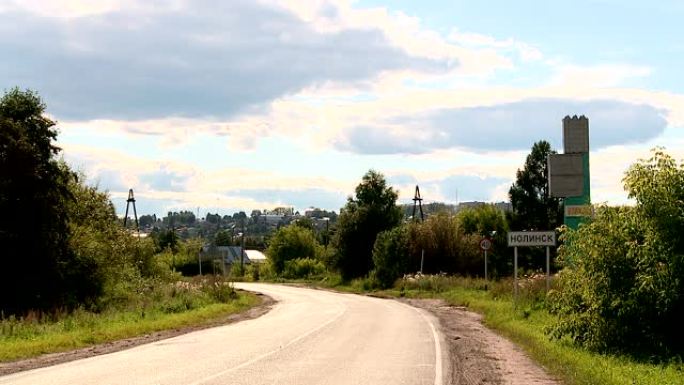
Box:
xmin=333 ymin=170 xmax=402 ymax=279
xmin=0 ymin=88 xmax=75 ymax=313
xmin=508 ymin=140 xmax=563 ymax=230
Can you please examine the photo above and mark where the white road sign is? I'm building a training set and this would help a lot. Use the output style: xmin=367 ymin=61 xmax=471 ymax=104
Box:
xmin=507 ymin=231 xmax=556 ymax=247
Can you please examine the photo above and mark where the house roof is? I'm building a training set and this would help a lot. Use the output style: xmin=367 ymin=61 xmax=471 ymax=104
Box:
xmin=245 ymin=249 xmax=267 ymax=262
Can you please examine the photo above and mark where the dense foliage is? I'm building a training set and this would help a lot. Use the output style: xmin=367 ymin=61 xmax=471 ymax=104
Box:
xmin=457 ymin=205 xmax=511 ymax=277
xmin=266 ymin=224 xmax=321 ymax=274
xmin=333 ymin=170 xmax=402 ymax=279
xmin=371 ymin=226 xmax=411 ymax=288
xmin=0 ymin=89 xmax=78 ymax=313
xmin=549 ymin=150 xmax=684 ymax=354
xmin=0 ymin=89 xmax=203 ymax=315
xmin=508 ymin=140 xmax=563 ymax=231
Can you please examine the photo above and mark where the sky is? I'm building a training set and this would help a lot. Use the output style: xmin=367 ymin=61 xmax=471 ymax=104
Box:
xmin=2 ymin=0 xmax=683 ymax=217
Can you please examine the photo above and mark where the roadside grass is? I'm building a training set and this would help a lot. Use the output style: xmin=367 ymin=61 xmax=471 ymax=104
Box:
xmin=301 ymin=273 xmax=684 ymax=385
xmin=0 ymin=279 xmax=260 ymax=362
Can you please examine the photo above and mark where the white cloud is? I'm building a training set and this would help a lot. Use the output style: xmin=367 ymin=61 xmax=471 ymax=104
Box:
xmin=448 ymin=30 xmax=544 ymax=62
xmin=549 ymin=64 xmax=652 ymax=88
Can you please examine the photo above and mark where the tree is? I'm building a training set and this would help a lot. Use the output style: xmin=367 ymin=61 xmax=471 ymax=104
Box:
xmin=332 ymin=170 xmax=402 ymax=279
xmin=214 ymin=229 xmax=233 ymax=246
xmin=372 ymin=226 xmax=411 ymax=288
xmin=266 ymin=224 xmax=321 ymax=274
xmin=157 ymin=229 xmax=180 ymax=253
xmin=508 ymin=140 xmax=563 ymax=231
xmin=0 ymin=88 xmax=77 ymax=313
xmin=408 ymin=212 xmax=480 ymax=275
xmin=550 ymin=149 xmax=684 ymax=354
xmin=139 ymin=214 xmax=157 ymax=228
xmin=458 ymin=205 xmax=510 ymax=276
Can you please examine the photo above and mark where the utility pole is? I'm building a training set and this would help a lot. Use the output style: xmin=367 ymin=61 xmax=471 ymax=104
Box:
xmin=412 ymin=185 xmax=424 ymax=221
xmin=412 ymin=185 xmax=425 ymax=273
xmin=323 ymin=217 xmax=330 ymax=251
xmin=123 ymin=189 xmax=140 ymax=236
xmin=240 ymin=218 xmax=246 ymax=271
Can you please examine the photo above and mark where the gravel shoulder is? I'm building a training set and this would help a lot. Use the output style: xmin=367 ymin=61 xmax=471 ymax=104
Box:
xmin=403 ymin=298 xmax=560 ymax=385
xmin=0 ymin=291 xmax=275 ymax=376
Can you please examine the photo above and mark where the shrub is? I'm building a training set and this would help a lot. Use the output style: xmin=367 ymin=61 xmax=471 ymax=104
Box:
xmin=407 ymin=213 xmax=482 ymax=275
xmin=282 ymin=258 xmax=326 ymax=279
xmin=371 ymin=226 xmax=410 ymax=288
xmin=549 ymin=150 xmax=684 ymax=354
xmin=266 ymin=224 xmax=322 ymax=274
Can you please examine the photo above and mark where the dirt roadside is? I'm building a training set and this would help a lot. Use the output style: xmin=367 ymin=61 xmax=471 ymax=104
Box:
xmin=404 ymin=298 xmax=560 ymax=385
xmin=0 ymin=291 xmax=275 ymax=376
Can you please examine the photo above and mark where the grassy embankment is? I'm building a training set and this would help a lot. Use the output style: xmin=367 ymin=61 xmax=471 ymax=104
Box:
xmin=0 ymin=277 xmax=261 ymax=362
xmin=305 ymin=274 xmax=683 ymax=385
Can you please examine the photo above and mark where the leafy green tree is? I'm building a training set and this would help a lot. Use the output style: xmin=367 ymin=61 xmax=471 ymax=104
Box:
xmin=508 ymin=140 xmax=563 ymax=231
xmin=266 ymin=224 xmax=321 ymax=274
xmin=139 ymin=214 xmax=157 ymax=228
xmin=214 ymin=229 xmax=233 ymax=246
xmin=408 ymin=213 xmax=480 ymax=275
xmin=66 ymin=170 xmax=163 ymax=308
xmin=157 ymin=229 xmax=179 ymax=253
xmin=332 ymin=170 xmax=402 ymax=279
xmin=0 ymin=88 xmax=76 ymax=313
xmin=292 ymin=217 xmax=315 ymax=231
xmin=458 ymin=205 xmax=510 ymax=276
xmin=372 ymin=226 xmax=411 ymax=288
xmin=550 ymin=149 xmax=684 ymax=354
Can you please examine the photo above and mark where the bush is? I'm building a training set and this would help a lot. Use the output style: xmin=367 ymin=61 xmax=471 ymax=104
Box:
xmin=407 ymin=213 xmax=482 ymax=275
xmin=549 ymin=150 xmax=684 ymax=355
xmin=282 ymin=258 xmax=326 ymax=279
xmin=266 ymin=224 xmax=322 ymax=274
xmin=371 ymin=226 xmax=411 ymax=288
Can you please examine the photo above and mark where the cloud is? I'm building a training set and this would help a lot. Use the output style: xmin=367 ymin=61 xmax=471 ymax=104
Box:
xmin=335 ymin=98 xmax=667 ymax=153
xmin=550 ymin=64 xmax=652 ymax=87
xmin=140 ymin=166 xmax=193 ymax=192
xmin=1 ymin=0 xmax=452 ymax=121
xmin=230 ymin=188 xmax=348 ymax=211
xmin=448 ymin=30 xmax=543 ymax=62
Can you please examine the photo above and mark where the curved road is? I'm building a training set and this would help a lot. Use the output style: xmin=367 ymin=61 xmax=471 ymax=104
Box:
xmin=0 ymin=283 xmax=448 ymax=385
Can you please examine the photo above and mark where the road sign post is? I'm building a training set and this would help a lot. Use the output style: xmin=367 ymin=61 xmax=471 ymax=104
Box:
xmin=508 ymin=231 xmax=556 ymax=301
xmin=479 ymin=238 xmax=492 ymax=282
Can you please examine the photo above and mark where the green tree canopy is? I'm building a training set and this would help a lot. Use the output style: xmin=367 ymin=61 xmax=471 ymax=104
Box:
xmin=508 ymin=140 xmax=563 ymax=231
xmin=458 ymin=205 xmax=510 ymax=276
xmin=0 ymin=88 xmax=76 ymax=313
xmin=266 ymin=224 xmax=320 ymax=274
xmin=214 ymin=229 xmax=234 ymax=246
xmin=332 ymin=170 xmax=402 ymax=279
xmin=372 ymin=226 xmax=411 ymax=288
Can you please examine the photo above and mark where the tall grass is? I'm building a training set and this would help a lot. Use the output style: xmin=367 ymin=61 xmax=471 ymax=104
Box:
xmin=371 ymin=274 xmax=684 ymax=385
xmin=0 ymin=276 xmax=259 ymax=362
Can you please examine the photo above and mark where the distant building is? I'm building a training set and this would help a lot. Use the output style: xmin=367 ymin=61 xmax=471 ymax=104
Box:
xmin=200 ymin=245 xmax=246 ymax=265
xmin=200 ymin=245 xmax=268 ymax=268
xmin=262 ymin=214 xmax=284 ymax=226
xmin=245 ymin=250 xmax=268 ymax=263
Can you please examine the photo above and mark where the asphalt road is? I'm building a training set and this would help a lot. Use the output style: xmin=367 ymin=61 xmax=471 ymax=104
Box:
xmin=0 ymin=283 xmax=447 ymax=385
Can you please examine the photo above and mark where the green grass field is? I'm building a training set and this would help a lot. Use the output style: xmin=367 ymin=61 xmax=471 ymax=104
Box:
xmin=0 ymin=291 xmax=260 ymax=362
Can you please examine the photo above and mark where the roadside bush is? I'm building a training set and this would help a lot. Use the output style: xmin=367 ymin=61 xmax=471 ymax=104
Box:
xmin=549 ymin=150 xmax=684 ymax=355
xmin=266 ymin=224 xmax=322 ymax=274
xmin=283 ymin=258 xmax=326 ymax=279
xmin=407 ymin=213 xmax=482 ymax=275
xmin=371 ymin=226 xmax=411 ymax=288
